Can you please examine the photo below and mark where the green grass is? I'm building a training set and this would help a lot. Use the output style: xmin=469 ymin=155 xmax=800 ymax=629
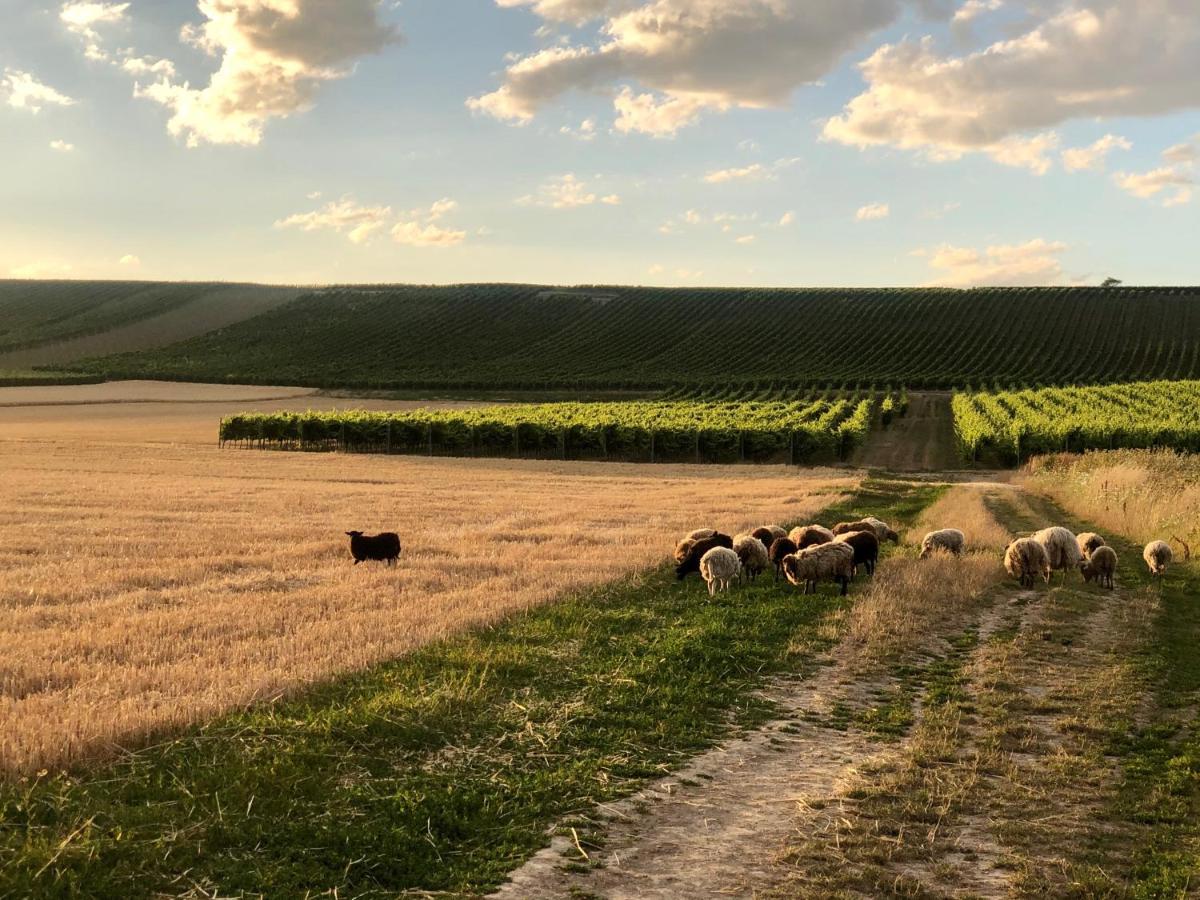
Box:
xmin=67 ymin=283 xmax=1200 ymax=390
xmin=0 ymin=370 xmax=104 ymax=387
xmin=0 ymin=480 xmax=938 ymax=898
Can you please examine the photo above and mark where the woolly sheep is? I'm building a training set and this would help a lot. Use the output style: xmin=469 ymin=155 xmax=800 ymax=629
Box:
xmin=750 ymin=527 xmax=777 ymax=549
xmin=676 ymin=533 xmax=734 ymax=580
xmin=919 ymin=528 xmax=966 ymax=559
xmin=832 ymin=520 xmax=876 ymax=537
xmin=686 ymin=528 xmax=717 ymax=542
xmin=700 ymin=547 xmax=741 ymax=596
xmin=763 ymin=525 xmax=788 ymax=543
xmin=1033 ymin=527 xmax=1083 ymax=575
xmin=782 ymin=542 xmax=855 ymax=596
xmin=834 ymin=530 xmax=880 ymax=576
xmin=769 ymin=537 xmax=798 ymax=582
xmin=863 ymin=516 xmax=901 ymax=544
xmin=674 ymin=538 xmax=698 ymax=565
xmin=1144 ymin=540 xmax=1173 ymax=577
xmin=1004 ymin=538 xmax=1051 ymax=588
xmin=1079 ymin=545 xmax=1117 ymax=590
xmin=788 ymin=525 xmax=835 ymax=549
xmin=1076 ymin=532 xmax=1106 ymax=558
xmin=733 ymin=534 xmax=770 ymax=583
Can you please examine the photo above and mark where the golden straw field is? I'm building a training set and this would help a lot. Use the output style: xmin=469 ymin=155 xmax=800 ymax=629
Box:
xmin=0 ymin=385 xmax=857 ymax=776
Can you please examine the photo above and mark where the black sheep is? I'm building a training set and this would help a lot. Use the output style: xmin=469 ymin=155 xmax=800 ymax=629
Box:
xmin=769 ymin=537 xmax=798 ymax=581
xmin=676 ymin=532 xmax=733 ymax=580
xmin=346 ymin=531 xmax=402 ymax=567
xmin=835 ymin=531 xmax=879 ymax=577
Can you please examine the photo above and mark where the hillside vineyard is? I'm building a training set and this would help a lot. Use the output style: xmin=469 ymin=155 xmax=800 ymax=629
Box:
xmin=74 ymin=284 xmax=1200 ymax=390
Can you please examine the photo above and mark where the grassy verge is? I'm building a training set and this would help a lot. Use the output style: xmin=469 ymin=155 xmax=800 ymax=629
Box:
xmin=0 ymin=370 xmax=105 ymax=387
xmin=0 ymin=479 xmax=938 ymax=898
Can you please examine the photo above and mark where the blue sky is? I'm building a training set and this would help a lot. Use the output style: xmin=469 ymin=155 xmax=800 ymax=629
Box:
xmin=1 ymin=0 xmax=1197 ymax=287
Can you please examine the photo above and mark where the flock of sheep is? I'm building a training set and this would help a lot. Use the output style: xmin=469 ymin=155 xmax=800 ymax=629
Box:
xmin=673 ymin=517 xmax=1177 ymax=597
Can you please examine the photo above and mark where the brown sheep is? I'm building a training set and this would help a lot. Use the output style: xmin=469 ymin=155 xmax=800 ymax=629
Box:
xmin=834 ymin=530 xmax=880 ymax=576
xmin=676 ymin=533 xmax=734 ymax=580
xmin=788 ymin=525 xmax=834 ymax=549
xmin=769 ymin=537 xmax=798 ymax=582
xmin=832 ymin=520 xmax=878 ymax=538
xmin=1077 ymin=532 xmax=1106 ymax=558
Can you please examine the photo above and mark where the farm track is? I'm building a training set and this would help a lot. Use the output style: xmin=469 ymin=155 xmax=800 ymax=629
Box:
xmin=854 ymin=391 xmax=961 ymax=472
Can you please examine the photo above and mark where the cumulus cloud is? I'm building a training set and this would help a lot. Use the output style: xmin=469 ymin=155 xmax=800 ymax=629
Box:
xmin=50 ymin=139 xmax=76 ymax=152
xmin=119 ymin=254 xmax=141 ymax=266
xmin=60 ymin=1 xmax=129 ymax=60
xmin=391 ymin=221 xmax=467 ymax=247
xmin=517 ymin=173 xmax=620 ymax=208
xmin=121 ymin=55 xmax=176 ymax=79
xmin=472 ymin=0 xmax=911 ymax=136
xmin=916 ymin=238 xmax=1071 ymax=287
xmin=1061 ymin=133 xmax=1131 ymax=172
xmin=779 ymin=210 xmax=795 ymax=226
xmin=856 ymin=202 xmax=890 ymax=221
xmin=703 ymin=157 xmax=800 ymax=184
xmin=1163 ymin=135 xmax=1199 ymax=164
xmin=952 ymin=0 xmax=1002 ymax=24
xmin=1112 ymin=137 xmax=1197 ymax=207
xmin=2 ymin=69 xmax=76 ymax=113
xmin=826 ymin=1 xmax=1200 ymax=172
xmin=134 ymin=0 xmax=400 ymax=147
xmin=275 ymin=197 xmax=395 ymax=244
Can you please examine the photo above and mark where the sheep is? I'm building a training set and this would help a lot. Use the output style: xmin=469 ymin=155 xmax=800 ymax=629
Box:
xmin=1033 ymin=527 xmax=1082 ymax=576
xmin=919 ymin=529 xmax=966 ymax=559
xmin=685 ymin=528 xmax=717 ymax=542
xmin=769 ymin=537 xmax=798 ymax=582
xmin=733 ymin=534 xmax=770 ymax=583
xmin=1004 ymin=538 xmax=1051 ymax=588
xmin=700 ymin=547 xmax=741 ymax=596
xmin=1077 ymin=532 xmax=1106 ymax=558
xmin=782 ymin=542 xmax=856 ymax=596
xmin=346 ymin=531 xmax=402 ymax=567
xmin=789 ymin=525 xmax=835 ymax=549
xmin=751 ymin=526 xmax=779 ymax=549
xmin=863 ymin=516 xmax=901 ymax=544
xmin=1079 ymin=546 xmax=1117 ymax=589
xmin=834 ymin=530 xmax=880 ymax=576
xmin=674 ymin=538 xmax=698 ymax=565
xmin=763 ymin=525 xmax=788 ymax=543
xmin=832 ymin=520 xmax=877 ymax=537
xmin=676 ymin=533 xmax=734 ymax=580
xmin=1144 ymin=540 xmax=1173 ymax=577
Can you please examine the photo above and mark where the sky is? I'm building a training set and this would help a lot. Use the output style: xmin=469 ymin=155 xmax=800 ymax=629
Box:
xmin=0 ymin=0 xmax=1198 ymax=288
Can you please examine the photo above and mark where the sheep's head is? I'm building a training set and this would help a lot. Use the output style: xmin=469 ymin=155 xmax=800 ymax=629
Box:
xmin=919 ymin=543 xmax=932 ymax=560
xmin=346 ymin=531 xmax=364 ymax=538
xmin=885 ymin=528 xmax=900 ymax=544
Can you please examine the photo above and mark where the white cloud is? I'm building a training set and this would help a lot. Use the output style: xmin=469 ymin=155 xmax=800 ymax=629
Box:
xmin=119 ymin=254 xmax=140 ymax=266
xmin=825 ymin=2 xmax=1200 ymax=173
xmin=559 ymin=117 xmax=597 ymax=140
xmin=2 ymin=69 xmax=76 ymax=113
xmin=952 ymin=0 xmax=1002 ymax=24
xmin=735 ymin=234 xmax=757 ymax=244
xmin=60 ymin=2 xmax=129 ymax=60
xmin=121 ymin=55 xmax=176 ymax=79
xmin=391 ymin=221 xmax=467 ymax=247
xmin=275 ymin=198 xmax=395 ymax=244
xmin=1061 ymin=133 xmax=1131 ymax=173
xmin=1113 ymin=167 xmax=1194 ymax=207
xmin=703 ymin=157 xmax=800 ymax=184
xmin=856 ymin=202 xmax=890 ymax=221
xmin=428 ymin=198 xmax=459 ymax=220
xmin=134 ymin=0 xmax=400 ymax=147
xmin=1163 ymin=136 xmax=1199 ymax=164
xmin=778 ymin=210 xmax=795 ymax=226
xmin=517 ymin=173 xmax=619 ymax=208
xmin=472 ymin=0 xmax=910 ymax=136
xmin=917 ymin=238 xmax=1071 ymax=287
xmin=49 ymin=139 xmax=76 ymax=152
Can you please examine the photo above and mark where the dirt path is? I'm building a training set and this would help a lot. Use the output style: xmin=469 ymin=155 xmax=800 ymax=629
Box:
xmin=855 ymin=391 xmax=962 ymax=472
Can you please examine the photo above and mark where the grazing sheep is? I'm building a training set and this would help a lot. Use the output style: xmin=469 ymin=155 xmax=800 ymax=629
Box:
xmin=674 ymin=538 xmax=698 ymax=565
xmin=346 ymin=531 xmax=402 ymax=567
xmin=863 ymin=516 xmax=901 ymax=544
xmin=763 ymin=525 xmax=788 ymax=543
xmin=1144 ymin=540 xmax=1173 ymax=577
xmin=782 ymin=542 xmax=856 ymax=596
xmin=676 ymin=533 xmax=734 ymax=580
xmin=789 ymin=525 xmax=835 ymax=549
xmin=733 ymin=535 xmax=770 ymax=583
xmin=832 ymin=520 xmax=877 ymax=537
xmin=700 ymin=547 xmax=741 ymax=596
xmin=769 ymin=537 xmax=798 ymax=582
xmin=919 ymin=529 xmax=966 ymax=559
xmin=1005 ymin=538 xmax=1052 ymax=588
xmin=750 ymin=526 xmax=782 ymax=549
xmin=1033 ymin=527 xmax=1083 ymax=576
xmin=1077 ymin=532 xmax=1106 ymax=558
xmin=685 ymin=528 xmax=717 ymax=542
xmin=1079 ymin=546 xmax=1118 ymax=589
xmin=834 ymin=530 xmax=880 ymax=576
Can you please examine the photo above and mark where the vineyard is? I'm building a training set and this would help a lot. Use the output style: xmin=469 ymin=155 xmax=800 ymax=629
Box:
xmin=219 ymin=395 xmax=877 ymax=465
xmin=952 ymin=380 xmax=1200 ymax=464
xmin=71 ymin=283 xmax=1200 ymax=390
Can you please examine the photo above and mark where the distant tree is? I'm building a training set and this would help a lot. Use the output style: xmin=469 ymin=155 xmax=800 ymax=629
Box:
xmin=1101 ymin=277 xmax=1123 ymax=288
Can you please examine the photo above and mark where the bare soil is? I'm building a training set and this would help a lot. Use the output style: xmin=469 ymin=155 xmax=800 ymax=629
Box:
xmin=855 ymin=391 xmax=964 ymax=472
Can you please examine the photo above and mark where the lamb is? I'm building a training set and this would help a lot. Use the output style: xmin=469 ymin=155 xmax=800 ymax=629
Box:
xmin=769 ymin=537 xmax=798 ymax=581
xmin=863 ymin=516 xmax=901 ymax=544
xmin=1144 ymin=540 xmax=1173 ymax=577
xmin=1079 ymin=546 xmax=1118 ymax=589
xmin=733 ymin=534 xmax=770 ymax=583
xmin=782 ymin=542 xmax=856 ymax=596
xmin=346 ymin=531 xmax=402 ymax=567
xmin=676 ymin=533 xmax=734 ymax=580
xmin=919 ymin=528 xmax=966 ymax=559
xmin=1004 ymin=538 xmax=1051 ymax=588
xmin=834 ymin=530 xmax=880 ymax=576
xmin=700 ymin=547 xmax=741 ymax=596
xmin=1076 ymin=532 xmax=1106 ymax=558
xmin=788 ymin=525 xmax=835 ymax=549
xmin=1033 ymin=527 xmax=1082 ymax=576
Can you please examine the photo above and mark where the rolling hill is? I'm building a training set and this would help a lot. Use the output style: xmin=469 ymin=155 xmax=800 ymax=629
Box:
xmin=68 ymin=283 xmax=1200 ymax=390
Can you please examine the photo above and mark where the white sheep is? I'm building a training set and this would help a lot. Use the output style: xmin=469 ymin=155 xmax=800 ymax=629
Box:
xmin=700 ymin=546 xmax=741 ymax=596
xmin=1144 ymin=540 xmax=1173 ymax=577
xmin=733 ymin=534 xmax=770 ymax=583
xmin=788 ymin=524 xmax=835 ymax=549
xmin=781 ymin=542 xmax=855 ymax=596
xmin=1033 ymin=527 xmax=1083 ymax=576
xmin=1005 ymin=538 xmax=1051 ymax=588
xmin=919 ymin=528 xmax=966 ymax=559
xmin=1080 ymin=546 xmax=1117 ymax=589
xmin=1076 ymin=532 xmax=1106 ymax=558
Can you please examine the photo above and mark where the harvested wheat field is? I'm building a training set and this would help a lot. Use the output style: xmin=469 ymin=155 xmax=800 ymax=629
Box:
xmin=0 ymin=396 xmax=856 ymax=776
